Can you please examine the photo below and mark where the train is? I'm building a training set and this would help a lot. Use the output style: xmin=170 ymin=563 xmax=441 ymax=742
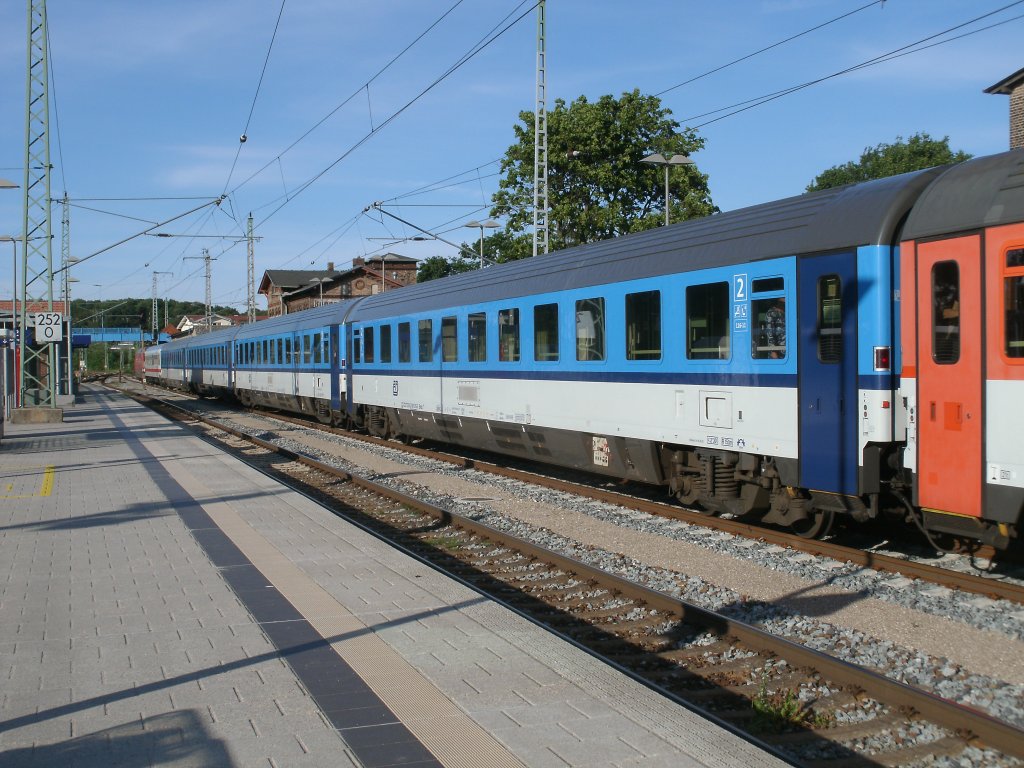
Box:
xmin=144 ymin=149 xmax=1024 ymax=549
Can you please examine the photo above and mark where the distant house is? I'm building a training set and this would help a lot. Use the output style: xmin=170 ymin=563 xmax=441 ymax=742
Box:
xmin=175 ymin=314 xmax=234 ymax=336
xmin=258 ymin=255 xmax=417 ymax=316
xmin=985 ymin=66 xmax=1024 ymax=150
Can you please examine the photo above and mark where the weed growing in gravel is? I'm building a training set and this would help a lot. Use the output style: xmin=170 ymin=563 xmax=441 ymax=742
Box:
xmin=422 ymin=535 xmax=464 ymax=551
xmin=751 ymin=678 xmax=834 ymax=733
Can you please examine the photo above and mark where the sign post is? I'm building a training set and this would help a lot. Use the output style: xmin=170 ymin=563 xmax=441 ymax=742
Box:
xmin=32 ymin=312 xmax=63 ymax=343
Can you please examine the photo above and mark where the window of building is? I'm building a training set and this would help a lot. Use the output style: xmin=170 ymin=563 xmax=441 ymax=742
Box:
xmin=575 ymin=297 xmax=605 ymax=361
xmin=418 ymin=319 xmax=433 ymax=363
xmin=442 ymin=316 xmax=458 ymax=362
xmin=625 ymin=290 xmax=661 ymax=360
xmin=1006 ymin=248 xmax=1024 ymax=359
xmin=398 ymin=322 xmax=411 ymax=363
xmin=819 ymin=276 xmax=844 ymax=363
xmin=534 ymin=303 xmax=558 ymax=361
xmin=364 ymin=326 xmax=375 ymax=364
xmin=468 ymin=312 xmax=487 ymax=362
xmin=686 ymin=282 xmax=729 ymax=360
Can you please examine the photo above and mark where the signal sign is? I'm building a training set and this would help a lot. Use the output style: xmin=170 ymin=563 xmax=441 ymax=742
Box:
xmin=32 ymin=312 xmax=64 ymax=342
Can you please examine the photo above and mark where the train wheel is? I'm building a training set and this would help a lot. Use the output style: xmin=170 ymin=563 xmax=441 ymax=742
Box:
xmin=790 ymin=509 xmax=835 ymax=539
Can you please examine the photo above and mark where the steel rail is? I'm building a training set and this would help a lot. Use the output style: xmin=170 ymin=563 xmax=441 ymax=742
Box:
xmin=142 ymin=391 xmax=1024 ymax=760
xmin=255 ymin=407 xmax=1023 ymax=605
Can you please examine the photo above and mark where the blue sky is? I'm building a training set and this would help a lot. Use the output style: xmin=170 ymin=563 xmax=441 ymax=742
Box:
xmin=0 ymin=0 xmax=1021 ymax=312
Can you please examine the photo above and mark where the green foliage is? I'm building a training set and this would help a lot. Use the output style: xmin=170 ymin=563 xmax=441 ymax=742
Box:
xmin=750 ymin=679 xmax=833 ymax=733
xmin=491 ymin=89 xmax=717 ymax=256
xmin=416 ymin=254 xmax=478 ymax=283
xmin=70 ymin=298 xmax=240 ymax=330
xmin=806 ymin=133 xmax=972 ymax=191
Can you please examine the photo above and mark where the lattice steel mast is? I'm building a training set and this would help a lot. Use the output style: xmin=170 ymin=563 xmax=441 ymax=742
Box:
xmin=20 ymin=0 xmax=55 ymax=408
xmin=247 ymin=213 xmax=256 ymax=322
xmin=532 ymin=0 xmax=548 ymax=257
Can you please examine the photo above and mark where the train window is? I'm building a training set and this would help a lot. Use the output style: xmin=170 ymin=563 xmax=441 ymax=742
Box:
xmin=626 ymin=290 xmax=661 ymax=360
xmin=1005 ymin=248 xmax=1024 ymax=359
xmin=285 ymin=337 xmax=293 ymax=364
xmin=576 ymin=298 xmax=606 ymax=361
xmin=1007 ymin=275 xmax=1024 ymax=359
xmin=686 ymin=282 xmax=730 ymax=360
xmin=380 ymin=325 xmax=392 ymax=364
xmin=752 ymin=277 xmax=784 ymax=293
xmin=364 ymin=326 xmax=375 ymax=364
xmin=499 ymin=308 xmax=520 ymax=362
xmin=818 ymin=276 xmax=843 ymax=364
xmin=442 ymin=316 xmax=458 ymax=362
xmin=312 ymin=333 xmax=322 ymax=364
xmin=752 ymin=296 xmax=786 ymax=359
xmin=398 ymin=322 xmax=411 ymax=363
xmin=931 ymin=262 xmax=959 ymax=364
xmin=352 ymin=330 xmax=361 ymax=364
xmin=468 ymin=312 xmax=487 ymax=362
xmin=418 ymin=319 xmax=433 ymax=363
xmin=534 ymin=303 xmax=559 ymax=361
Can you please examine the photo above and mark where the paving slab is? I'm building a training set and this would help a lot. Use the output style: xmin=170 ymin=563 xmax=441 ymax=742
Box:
xmin=0 ymin=385 xmax=790 ymax=767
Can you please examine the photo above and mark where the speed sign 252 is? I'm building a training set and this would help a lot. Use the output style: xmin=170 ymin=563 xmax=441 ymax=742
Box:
xmin=33 ymin=312 xmax=64 ymax=342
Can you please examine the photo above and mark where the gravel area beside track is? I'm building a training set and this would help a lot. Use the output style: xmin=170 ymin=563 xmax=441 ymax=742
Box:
xmin=193 ymin=407 xmax=1024 ymax=738
xmin=125 ymin=382 xmax=1024 ymax=767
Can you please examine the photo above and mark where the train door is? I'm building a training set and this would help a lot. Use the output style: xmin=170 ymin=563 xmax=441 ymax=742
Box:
xmin=798 ymin=252 xmax=859 ymax=494
xmin=329 ymin=325 xmax=341 ymax=412
xmin=915 ymin=236 xmax=983 ymax=517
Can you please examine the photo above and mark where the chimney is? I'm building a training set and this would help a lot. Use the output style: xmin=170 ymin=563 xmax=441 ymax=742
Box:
xmin=985 ymin=67 xmax=1024 ymax=150
xmin=353 ymin=257 xmax=364 ymax=267
xmin=327 ymin=262 xmax=334 ymax=272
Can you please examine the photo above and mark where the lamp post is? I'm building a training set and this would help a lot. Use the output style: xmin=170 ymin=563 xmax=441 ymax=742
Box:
xmin=88 ymin=284 xmax=107 ymax=372
xmin=308 ymin=277 xmax=326 ymax=306
xmin=0 ymin=235 xmax=16 ymax=323
xmin=63 ymin=269 xmax=79 ymax=396
xmin=1 ymin=179 xmax=19 ymax=416
xmin=464 ymin=220 xmax=500 ymax=268
xmin=0 ymin=233 xmax=16 ymax=418
xmin=640 ymin=153 xmax=694 ymax=226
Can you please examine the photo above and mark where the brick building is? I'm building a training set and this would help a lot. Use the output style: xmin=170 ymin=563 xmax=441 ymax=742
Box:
xmin=985 ymin=66 xmax=1024 ymax=150
xmin=258 ymin=255 xmax=417 ymax=316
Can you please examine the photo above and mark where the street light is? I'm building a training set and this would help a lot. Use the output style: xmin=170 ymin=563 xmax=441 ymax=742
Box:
xmin=308 ymin=277 xmax=327 ymax=305
xmin=64 ymin=267 xmax=80 ymax=397
xmin=640 ymin=153 xmax=694 ymax=226
xmin=1 ymin=179 xmax=18 ymax=416
xmin=464 ymin=219 xmax=500 ymax=269
xmin=88 ymin=284 xmax=108 ymax=372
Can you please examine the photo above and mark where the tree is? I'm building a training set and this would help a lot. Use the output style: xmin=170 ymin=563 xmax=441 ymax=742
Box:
xmin=416 ymin=254 xmax=477 ymax=283
xmin=806 ymin=133 xmax=972 ymax=192
xmin=491 ymin=89 xmax=716 ymax=257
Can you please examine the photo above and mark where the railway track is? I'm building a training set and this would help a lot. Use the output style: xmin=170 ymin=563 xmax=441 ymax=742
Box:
xmin=131 ymin=381 xmax=1024 ymax=607
xmin=121 ymin=382 xmax=1024 ymax=767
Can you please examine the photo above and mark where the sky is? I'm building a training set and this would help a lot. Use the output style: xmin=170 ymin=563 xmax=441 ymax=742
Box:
xmin=0 ymin=0 xmax=1021 ymax=315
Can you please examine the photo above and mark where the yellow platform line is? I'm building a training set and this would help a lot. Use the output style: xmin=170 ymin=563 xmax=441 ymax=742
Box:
xmin=0 ymin=465 xmax=55 ymax=498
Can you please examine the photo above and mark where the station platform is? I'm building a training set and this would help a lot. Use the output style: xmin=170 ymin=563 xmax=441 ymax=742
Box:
xmin=0 ymin=385 xmax=788 ymax=768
